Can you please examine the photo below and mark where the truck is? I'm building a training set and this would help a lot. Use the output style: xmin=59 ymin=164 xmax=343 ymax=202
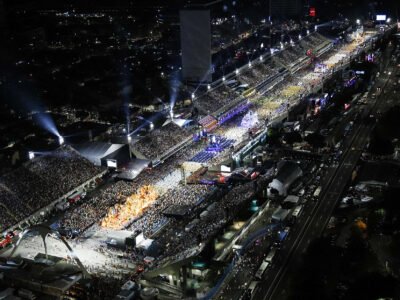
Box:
xmin=67 ymin=190 xmax=86 ymax=204
xmin=185 ymin=219 xmax=200 ymax=232
xmin=56 ymin=201 xmax=70 ymax=211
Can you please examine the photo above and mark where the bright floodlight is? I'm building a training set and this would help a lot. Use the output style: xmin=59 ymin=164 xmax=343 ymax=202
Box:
xmin=222 ymin=76 xmax=226 ymax=81
xmin=58 ymin=136 xmax=64 ymax=145
xmin=356 ymin=19 xmax=360 ymax=25
xmin=386 ymin=18 xmax=391 ymax=23
xmin=314 ymin=25 xmax=318 ymax=31
xmin=298 ymin=34 xmax=301 ymax=40
xmin=28 ymin=151 xmax=35 ymax=160
xmin=248 ymin=62 xmax=252 ymax=67
xmin=127 ymin=135 xmax=132 ymax=141
xmin=150 ymin=122 xmax=154 ymax=130
xmin=260 ymin=56 xmax=263 ymax=61
xmin=307 ymin=30 xmax=310 ymax=35
xmin=235 ymin=69 xmax=239 ymax=75
xmin=207 ymin=84 xmax=211 ymax=90
xmin=191 ymin=93 xmax=195 ymax=99
xmin=260 ymin=42 xmax=264 ymax=49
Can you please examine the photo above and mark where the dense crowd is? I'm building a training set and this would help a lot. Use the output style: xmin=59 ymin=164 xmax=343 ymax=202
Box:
xmin=128 ymin=185 xmax=212 ymax=236
xmin=0 ymin=147 xmax=103 ymax=232
xmin=61 ymin=180 xmax=136 ymax=232
xmin=59 ymin=140 xmax=210 ymax=235
xmin=195 ymin=85 xmax=240 ymax=115
xmin=133 ymin=123 xmax=192 ymax=159
xmin=155 ymin=181 xmax=257 ymax=264
xmin=239 ymin=62 xmax=280 ymax=87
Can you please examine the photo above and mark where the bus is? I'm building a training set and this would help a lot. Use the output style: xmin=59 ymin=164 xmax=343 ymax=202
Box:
xmin=255 ymin=261 xmax=270 ymax=280
xmin=241 ymin=281 xmax=259 ymax=300
xmin=265 ymin=248 xmax=277 ymax=263
xmin=313 ymin=186 xmax=322 ymax=200
xmin=291 ymin=205 xmax=303 ymax=221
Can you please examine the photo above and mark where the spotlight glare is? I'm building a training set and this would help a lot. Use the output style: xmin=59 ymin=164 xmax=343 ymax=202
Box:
xmin=207 ymin=84 xmax=211 ymax=90
xmin=28 ymin=151 xmax=35 ymax=160
xmin=58 ymin=136 xmax=64 ymax=145
xmin=235 ymin=69 xmax=239 ymax=75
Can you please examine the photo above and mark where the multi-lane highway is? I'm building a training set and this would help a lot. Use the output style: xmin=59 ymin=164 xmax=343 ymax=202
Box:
xmin=261 ymin=45 xmax=398 ymax=300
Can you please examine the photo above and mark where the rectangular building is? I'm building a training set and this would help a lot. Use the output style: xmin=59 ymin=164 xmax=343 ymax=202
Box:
xmin=270 ymin=0 xmax=303 ymax=18
xmin=180 ymin=9 xmax=212 ymax=83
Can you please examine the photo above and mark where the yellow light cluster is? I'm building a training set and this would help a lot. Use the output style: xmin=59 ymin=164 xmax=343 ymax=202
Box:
xmin=101 ymin=185 xmax=158 ymax=229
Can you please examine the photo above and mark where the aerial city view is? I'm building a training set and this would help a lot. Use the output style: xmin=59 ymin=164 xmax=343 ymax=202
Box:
xmin=0 ymin=0 xmax=400 ymax=299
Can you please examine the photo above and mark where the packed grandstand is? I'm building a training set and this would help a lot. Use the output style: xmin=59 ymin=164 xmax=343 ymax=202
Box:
xmin=0 ymin=31 xmax=348 ymax=240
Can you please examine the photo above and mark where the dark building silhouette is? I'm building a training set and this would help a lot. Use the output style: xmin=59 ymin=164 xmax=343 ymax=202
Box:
xmin=270 ymin=0 xmax=304 ymax=19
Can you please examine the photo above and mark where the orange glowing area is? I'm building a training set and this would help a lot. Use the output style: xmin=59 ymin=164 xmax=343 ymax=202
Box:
xmin=101 ymin=185 xmax=158 ymax=229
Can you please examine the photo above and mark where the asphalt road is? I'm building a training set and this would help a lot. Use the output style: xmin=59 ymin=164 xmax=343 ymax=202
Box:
xmin=260 ymin=47 xmax=398 ymax=300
